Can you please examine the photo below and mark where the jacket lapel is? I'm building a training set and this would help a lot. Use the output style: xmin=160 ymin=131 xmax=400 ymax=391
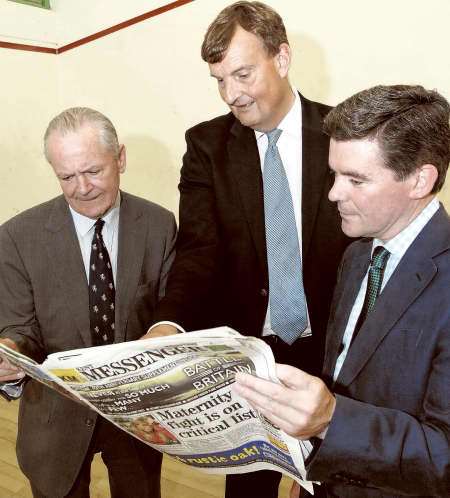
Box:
xmin=323 ymin=247 xmax=370 ymax=378
xmin=115 ymin=192 xmax=146 ymax=343
xmin=300 ymin=94 xmax=331 ymax=257
xmin=336 ymin=207 xmax=449 ymax=387
xmin=337 ymin=256 xmax=436 ymax=387
xmin=227 ymin=120 xmax=268 ymax=274
xmin=45 ymin=197 xmax=92 ymax=347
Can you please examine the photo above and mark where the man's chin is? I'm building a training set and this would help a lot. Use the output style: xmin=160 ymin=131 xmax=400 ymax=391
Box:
xmin=71 ymin=203 xmax=107 ymax=220
xmin=341 ymin=220 xmax=362 ymax=238
xmin=232 ymin=109 xmax=258 ymax=129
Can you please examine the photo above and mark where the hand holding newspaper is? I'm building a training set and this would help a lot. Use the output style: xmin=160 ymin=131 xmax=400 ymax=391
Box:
xmin=0 ymin=327 xmax=315 ymax=494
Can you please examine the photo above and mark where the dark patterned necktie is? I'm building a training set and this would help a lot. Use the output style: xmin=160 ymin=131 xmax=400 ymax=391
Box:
xmin=352 ymin=246 xmax=390 ymax=344
xmin=263 ymin=128 xmax=308 ymax=345
xmin=89 ymin=219 xmax=115 ymax=345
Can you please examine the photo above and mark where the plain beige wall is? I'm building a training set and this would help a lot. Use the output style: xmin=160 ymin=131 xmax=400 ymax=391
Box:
xmin=1 ymin=0 xmax=449 ymax=223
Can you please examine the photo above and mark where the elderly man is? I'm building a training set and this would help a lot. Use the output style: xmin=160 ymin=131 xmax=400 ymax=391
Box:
xmin=234 ymin=85 xmax=450 ymax=497
xmin=146 ymin=4 xmax=351 ymax=496
xmin=0 ymin=107 xmax=176 ymax=498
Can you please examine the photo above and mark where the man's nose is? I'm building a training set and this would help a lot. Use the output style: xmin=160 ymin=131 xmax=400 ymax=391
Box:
xmin=328 ymin=177 xmax=343 ymax=202
xmin=76 ymin=174 xmax=92 ymax=194
xmin=222 ymin=80 xmax=241 ymax=106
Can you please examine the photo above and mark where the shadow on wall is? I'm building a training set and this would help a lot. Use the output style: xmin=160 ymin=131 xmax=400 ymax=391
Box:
xmin=289 ymin=33 xmax=331 ymax=105
xmin=120 ymin=134 xmax=180 ymax=217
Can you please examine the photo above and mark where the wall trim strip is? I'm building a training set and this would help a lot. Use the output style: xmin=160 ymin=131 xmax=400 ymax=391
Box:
xmin=0 ymin=40 xmax=56 ymax=53
xmin=0 ymin=0 xmax=194 ymax=55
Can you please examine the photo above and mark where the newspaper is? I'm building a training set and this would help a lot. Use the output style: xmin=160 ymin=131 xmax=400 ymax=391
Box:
xmin=0 ymin=327 xmax=314 ymax=493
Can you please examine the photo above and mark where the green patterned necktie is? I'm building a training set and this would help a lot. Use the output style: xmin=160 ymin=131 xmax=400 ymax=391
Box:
xmin=352 ymin=246 xmax=391 ymax=344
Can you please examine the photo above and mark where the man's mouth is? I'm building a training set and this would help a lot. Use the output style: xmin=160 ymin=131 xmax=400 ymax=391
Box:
xmin=77 ymin=194 xmax=100 ymax=202
xmin=233 ymin=101 xmax=254 ymax=110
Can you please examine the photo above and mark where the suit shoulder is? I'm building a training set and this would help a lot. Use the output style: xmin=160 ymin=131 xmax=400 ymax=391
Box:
xmin=300 ymin=93 xmax=332 ymax=128
xmin=0 ymin=196 xmax=62 ymax=235
xmin=186 ymin=113 xmax=236 ymax=145
xmin=300 ymin=92 xmax=332 ymax=115
xmin=343 ymin=238 xmax=371 ymax=260
xmin=121 ymin=192 xmax=175 ymax=223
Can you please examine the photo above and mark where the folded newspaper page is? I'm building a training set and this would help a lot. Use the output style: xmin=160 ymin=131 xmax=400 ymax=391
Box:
xmin=0 ymin=327 xmax=315 ymax=493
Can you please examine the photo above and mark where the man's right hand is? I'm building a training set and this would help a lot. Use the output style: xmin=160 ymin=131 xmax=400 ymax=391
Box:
xmin=140 ymin=323 xmax=179 ymax=340
xmin=0 ymin=338 xmax=25 ymax=382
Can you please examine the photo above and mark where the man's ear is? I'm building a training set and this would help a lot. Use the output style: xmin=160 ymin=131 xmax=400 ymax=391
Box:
xmin=409 ymin=164 xmax=438 ymax=199
xmin=276 ymin=43 xmax=291 ymax=78
xmin=118 ymin=144 xmax=126 ymax=173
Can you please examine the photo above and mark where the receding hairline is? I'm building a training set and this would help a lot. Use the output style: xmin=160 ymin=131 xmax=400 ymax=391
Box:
xmin=44 ymin=107 xmax=120 ymax=162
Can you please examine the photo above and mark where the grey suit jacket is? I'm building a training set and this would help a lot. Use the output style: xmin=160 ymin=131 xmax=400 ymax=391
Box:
xmin=307 ymin=206 xmax=450 ymax=497
xmin=0 ymin=191 xmax=176 ymax=496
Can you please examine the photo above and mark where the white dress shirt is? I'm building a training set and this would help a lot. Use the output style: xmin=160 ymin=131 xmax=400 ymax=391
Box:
xmin=0 ymin=193 xmax=122 ymax=399
xmin=333 ymin=198 xmax=440 ymax=380
xmin=255 ymin=89 xmax=312 ymax=338
xmin=69 ymin=193 xmax=121 ymax=283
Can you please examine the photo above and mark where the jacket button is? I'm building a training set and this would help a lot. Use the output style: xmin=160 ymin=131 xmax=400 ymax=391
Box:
xmin=85 ymin=418 xmax=94 ymax=427
xmin=260 ymin=288 xmax=268 ymax=297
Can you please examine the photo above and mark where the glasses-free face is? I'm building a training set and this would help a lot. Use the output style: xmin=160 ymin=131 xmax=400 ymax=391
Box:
xmin=209 ymin=26 xmax=294 ymax=132
xmin=328 ymin=138 xmax=422 ymax=241
xmin=47 ymin=125 xmax=126 ymax=219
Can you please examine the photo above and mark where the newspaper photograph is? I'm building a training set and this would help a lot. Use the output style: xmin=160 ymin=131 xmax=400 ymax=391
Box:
xmin=0 ymin=327 xmax=315 ymax=494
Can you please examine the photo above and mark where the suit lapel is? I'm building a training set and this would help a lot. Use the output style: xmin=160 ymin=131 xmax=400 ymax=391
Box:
xmin=336 ymin=208 xmax=449 ymax=387
xmin=323 ymin=248 xmax=370 ymax=377
xmin=45 ymin=197 xmax=92 ymax=347
xmin=228 ymin=120 xmax=268 ymax=273
xmin=338 ymin=256 xmax=436 ymax=387
xmin=115 ymin=193 xmax=146 ymax=343
xmin=300 ymin=94 xmax=331 ymax=256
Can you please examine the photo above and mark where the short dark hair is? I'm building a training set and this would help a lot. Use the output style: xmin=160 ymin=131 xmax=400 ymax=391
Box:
xmin=324 ymin=85 xmax=450 ymax=193
xmin=201 ymin=1 xmax=288 ymax=64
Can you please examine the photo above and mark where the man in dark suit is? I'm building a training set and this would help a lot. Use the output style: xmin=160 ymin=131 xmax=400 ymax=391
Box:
xmin=234 ymin=84 xmax=450 ymax=497
xmin=0 ymin=107 xmax=177 ymax=498
xmin=145 ymin=2 xmax=350 ymax=497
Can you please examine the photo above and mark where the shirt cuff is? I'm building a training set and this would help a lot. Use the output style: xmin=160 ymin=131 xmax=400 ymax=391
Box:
xmin=148 ymin=321 xmax=186 ymax=334
xmin=0 ymin=378 xmax=25 ymax=401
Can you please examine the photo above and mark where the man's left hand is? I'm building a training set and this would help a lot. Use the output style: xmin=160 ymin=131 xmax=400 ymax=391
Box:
xmin=233 ymin=363 xmax=335 ymax=439
xmin=0 ymin=338 xmax=25 ymax=382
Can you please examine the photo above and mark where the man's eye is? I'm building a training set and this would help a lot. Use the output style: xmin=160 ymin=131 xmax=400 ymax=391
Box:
xmin=88 ymin=170 xmax=100 ymax=176
xmin=61 ymin=176 xmax=73 ymax=181
xmin=350 ymin=179 xmax=363 ymax=186
xmin=238 ymin=73 xmax=249 ymax=80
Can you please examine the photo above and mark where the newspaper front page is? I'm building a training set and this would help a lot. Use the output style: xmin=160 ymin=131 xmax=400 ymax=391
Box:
xmin=0 ymin=327 xmax=314 ymax=493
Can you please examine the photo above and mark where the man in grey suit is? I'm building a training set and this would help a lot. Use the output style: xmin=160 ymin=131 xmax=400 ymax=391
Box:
xmin=234 ymin=85 xmax=450 ymax=497
xmin=0 ymin=107 xmax=177 ymax=498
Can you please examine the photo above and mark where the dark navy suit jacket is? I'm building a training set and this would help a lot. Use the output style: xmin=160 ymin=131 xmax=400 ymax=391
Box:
xmin=308 ymin=205 xmax=450 ymax=497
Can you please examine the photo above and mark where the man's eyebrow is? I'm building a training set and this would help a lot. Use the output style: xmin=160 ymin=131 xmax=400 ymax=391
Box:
xmin=329 ymin=165 xmax=371 ymax=181
xmin=210 ymin=65 xmax=254 ymax=78
xmin=341 ymin=168 xmax=371 ymax=181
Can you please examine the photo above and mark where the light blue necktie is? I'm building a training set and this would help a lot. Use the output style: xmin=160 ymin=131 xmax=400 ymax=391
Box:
xmin=263 ymin=129 xmax=308 ymax=345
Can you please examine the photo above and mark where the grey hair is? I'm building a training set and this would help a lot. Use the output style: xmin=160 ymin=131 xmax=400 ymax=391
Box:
xmin=44 ymin=107 xmax=120 ymax=162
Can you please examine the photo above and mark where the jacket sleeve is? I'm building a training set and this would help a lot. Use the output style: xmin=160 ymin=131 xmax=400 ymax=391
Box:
xmin=307 ymin=327 xmax=450 ymax=496
xmin=153 ymin=129 xmax=222 ymax=331
xmin=0 ymin=225 xmax=46 ymax=362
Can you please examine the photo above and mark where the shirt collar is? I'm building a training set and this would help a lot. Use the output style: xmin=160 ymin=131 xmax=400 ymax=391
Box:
xmin=372 ymin=197 xmax=440 ymax=258
xmin=255 ymin=86 xmax=301 ymax=142
xmin=69 ymin=191 xmax=121 ymax=237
